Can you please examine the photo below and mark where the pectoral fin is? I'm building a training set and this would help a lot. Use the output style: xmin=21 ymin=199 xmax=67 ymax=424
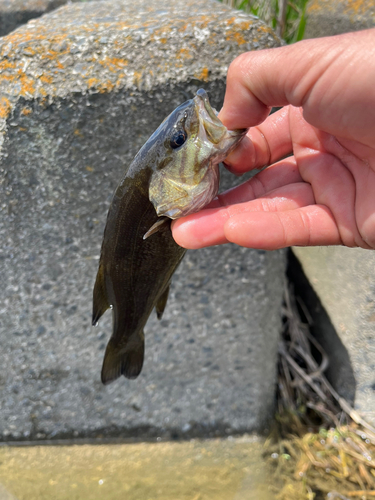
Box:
xmin=101 ymin=332 xmax=145 ymax=385
xmin=143 ymin=217 xmax=170 ymax=240
xmin=92 ymin=264 xmax=110 ymax=326
xmin=155 ymin=285 xmax=170 ymax=320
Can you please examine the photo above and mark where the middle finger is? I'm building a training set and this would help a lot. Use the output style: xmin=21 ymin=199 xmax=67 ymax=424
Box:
xmin=208 ymin=156 xmax=303 ymax=209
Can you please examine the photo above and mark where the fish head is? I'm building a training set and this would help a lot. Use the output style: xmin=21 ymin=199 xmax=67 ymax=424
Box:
xmin=149 ymin=89 xmax=248 ymax=220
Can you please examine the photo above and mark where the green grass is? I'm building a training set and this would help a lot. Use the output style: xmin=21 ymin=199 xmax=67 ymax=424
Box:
xmin=221 ymin=0 xmax=309 ymax=43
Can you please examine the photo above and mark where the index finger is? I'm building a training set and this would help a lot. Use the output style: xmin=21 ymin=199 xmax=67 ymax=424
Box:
xmin=219 ymin=31 xmax=375 ymax=146
xmin=219 ymin=38 xmax=341 ymax=130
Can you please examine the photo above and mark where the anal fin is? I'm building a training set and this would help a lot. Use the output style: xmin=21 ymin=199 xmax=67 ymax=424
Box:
xmin=92 ymin=263 xmax=110 ymax=326
xmin=155 ymin=285 xmax=170 ymax=320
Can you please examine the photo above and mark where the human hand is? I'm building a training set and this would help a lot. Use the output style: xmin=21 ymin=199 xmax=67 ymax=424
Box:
xmin=172 ymin=29 xmax=375 ymax=250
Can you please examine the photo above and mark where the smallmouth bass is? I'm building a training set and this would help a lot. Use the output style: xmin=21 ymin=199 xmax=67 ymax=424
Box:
xmin=93 ymin=89 xmax=247 ymax=384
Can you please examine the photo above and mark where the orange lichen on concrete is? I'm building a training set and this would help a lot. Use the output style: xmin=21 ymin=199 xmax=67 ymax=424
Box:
xmin=99 ymin=57 xmax=128 ymax=72
xmin=21 ymin=107 xmax=33 ymax=116
xmin=177 ymin=47 xmax=193 ymax=60
xmin=87 ymin=77 xmax=100 ymax=88
xmin=133 ymin=71 xmax=142 ymax=87
xmin=258 ymin=23 xmax=274 ymax=34
xmin=176 ymin=15 xmax=215 ymax=33
xmin=0 ymin=97 xmax=11 ymax=119
xmin=226 ymin=30 xmax=248 ymax=45
xmin=0 ymin=31 xmax=72 ymax=97
xmin=345 ymin=0 xmax=374 ymax=15
xmin=307 ymin=0 xmax=375 ymax=16
xmin=0 ymin=60 xmax=17 ymax=73
xmin=16 ymin=71 xmax=36 ymax=97
xmin=307 ymin=0 xmax=328 ymax=13
xmin=224 ymin=20 xmax=254 ymax=45
xmin=22 ymin=47 xmax=36 ymax=56
xmin=225 ymin=17 xmax=237 ymax=25
xmin=98 ymin=80 xmax=115 ymax=93
xmin=40 ymin=74 xmax=53 ymax=84
xmin=0 ymin=5 xmax=278 ymax=101
xmin=195 ymin=67 xmax=209 ymax=82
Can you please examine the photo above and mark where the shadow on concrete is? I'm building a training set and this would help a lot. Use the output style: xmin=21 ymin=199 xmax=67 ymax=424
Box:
xmin=287 ymin=249 xmax=356 ymax=405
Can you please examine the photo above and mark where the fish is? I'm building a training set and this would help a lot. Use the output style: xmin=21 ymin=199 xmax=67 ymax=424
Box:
xmin=92 ymin=88 xmax=247 ymax=385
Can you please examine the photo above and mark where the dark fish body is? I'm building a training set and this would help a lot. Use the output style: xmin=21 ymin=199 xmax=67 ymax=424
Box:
xmin=92 ymin=171 xmax=186 ymax=384
xmin=93 ymin=90 xmax=247 ymax=385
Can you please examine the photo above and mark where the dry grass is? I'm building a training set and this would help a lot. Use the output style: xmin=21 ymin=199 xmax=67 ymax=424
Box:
xmin=265 ymin=285 xmax=375 ymax=500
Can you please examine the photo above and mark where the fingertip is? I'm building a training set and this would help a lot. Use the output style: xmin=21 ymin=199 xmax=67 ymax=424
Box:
xmin=171 ymin=210 xmax=230 ymax=249
xmin=222 ymin=135 xmax=255 ymax=175
xmin=171 ymin=218 xmax=201 ymax=249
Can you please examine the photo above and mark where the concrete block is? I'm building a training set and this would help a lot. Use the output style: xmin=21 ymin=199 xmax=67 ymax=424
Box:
xmin=0 ymin=0 xmax=68 ymax=37
xmin=0 ymin=0 xmax=285 ymax=441
xmin=293 ymin=246 xmax=375 ymax=426
xmin=305 ymin=0 xmax=375 ymax=38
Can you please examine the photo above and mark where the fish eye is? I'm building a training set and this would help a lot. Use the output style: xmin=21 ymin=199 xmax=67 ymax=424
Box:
xmin=170 ymin=130 xmax=187 ymax=149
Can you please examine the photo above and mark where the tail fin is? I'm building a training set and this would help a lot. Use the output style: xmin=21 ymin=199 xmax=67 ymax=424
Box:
xmin=92 ymin=264 xmax=110 ymax=325
xmin=101 ymin=332 xmax=145 ymax=385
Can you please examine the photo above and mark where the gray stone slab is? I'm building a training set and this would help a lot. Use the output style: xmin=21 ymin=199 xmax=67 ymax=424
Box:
xmin=0 ymin=0 xmax=67 ymax=37
xmin=305 ymin=0 xmax=375 ymax=38
xmin=0 ymin=0 xmax=285 ymax=441
xmin=293 ymin=246 xmax=375 ymax=426
xmin=0 ymin=1 xmax=110 ymax=38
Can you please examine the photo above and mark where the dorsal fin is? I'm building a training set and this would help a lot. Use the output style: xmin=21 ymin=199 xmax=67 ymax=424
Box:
xmin=92 ymin=263 xmax=110 ymax=326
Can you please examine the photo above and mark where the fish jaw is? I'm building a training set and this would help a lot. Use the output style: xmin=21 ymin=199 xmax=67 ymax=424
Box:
xmin=148 ymin=89 xmax=248 ymax=221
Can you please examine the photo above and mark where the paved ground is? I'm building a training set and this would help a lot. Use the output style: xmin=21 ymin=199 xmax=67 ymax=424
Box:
xmin=293 ymin=246 xmax=375 ymax=426
xmin=0 ymin=436 xmax=271 ymax=500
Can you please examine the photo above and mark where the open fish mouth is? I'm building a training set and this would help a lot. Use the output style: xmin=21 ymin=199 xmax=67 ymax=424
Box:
xmin=194 ymin=88 xmax=248 ymax=151
xmin=194 ymin=89 xmax=227 ymax=145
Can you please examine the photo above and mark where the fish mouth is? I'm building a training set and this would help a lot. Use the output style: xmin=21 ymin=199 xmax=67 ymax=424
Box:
xmin=194 ymin=89 xmax=227 ymax=145
xmin=195 ymin=89 xmax=222 ymax=125
xmin=194 ymin=89 xmax=247 ymax=145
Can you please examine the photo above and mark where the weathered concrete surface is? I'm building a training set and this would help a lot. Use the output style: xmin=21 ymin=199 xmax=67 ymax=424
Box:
xmin=305 ymin=0 xmax=375 ymax=38
xmin=293 ymin=246 xmax=375 ymax=426
xmin=0 ymin=0 xmax=285 ymax=441
xmin=0 ymin=0 xmax=67 ymax=37
xmin=0 ymin=1 xmax=106 ymax=38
